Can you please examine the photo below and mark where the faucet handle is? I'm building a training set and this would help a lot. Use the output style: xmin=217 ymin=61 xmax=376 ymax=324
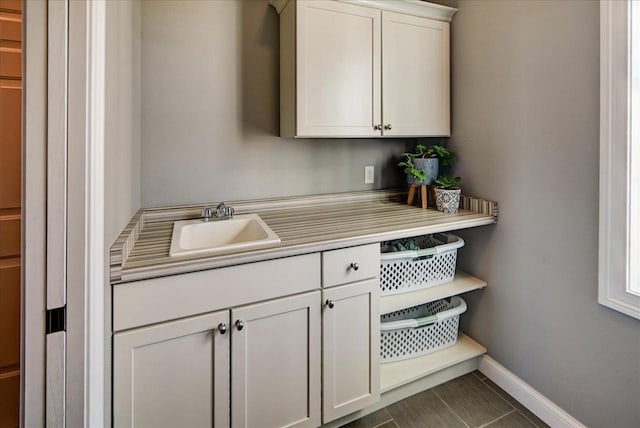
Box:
xmin=216 ymin=202 xmax=227 ymax=218
xmin=215 ymin=202 xmax=234 ymax=219
xmin=202 ymin=207 xmax=214 ymax=221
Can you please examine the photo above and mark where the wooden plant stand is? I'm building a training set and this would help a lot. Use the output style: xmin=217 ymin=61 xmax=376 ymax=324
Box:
xmin=407 ymin=184 xmax=435 ymax=209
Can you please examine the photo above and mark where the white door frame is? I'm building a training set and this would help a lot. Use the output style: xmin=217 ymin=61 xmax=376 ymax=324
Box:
xmin=22 ymin=0 xmax=107 ymax=426
xmin=22 ymin=0 xmax=48 ymax=424
xmin=67 ymin=0 xmax=106 ymax=425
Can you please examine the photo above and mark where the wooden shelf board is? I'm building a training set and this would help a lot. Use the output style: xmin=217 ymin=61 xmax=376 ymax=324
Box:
xmin=380 ymin=333 xmax=486 ymax=393
xmin=380 ymin=271 xmax=487 ymax=315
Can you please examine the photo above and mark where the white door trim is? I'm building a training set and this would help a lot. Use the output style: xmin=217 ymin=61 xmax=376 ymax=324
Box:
xmin=46 ymin=0 xmax=68 ymax=311
xmin=66 ymin=0 xmax=107 ymax=426
xmin=23 ymin=0 xmax=107 ymax=425
xmin=45 ymin=1 xmax=69 ymax=425
xmin=22 ymin=0 xmax=48 ymax=425
xmin=86 ymin=1 xmax=107 ymax=424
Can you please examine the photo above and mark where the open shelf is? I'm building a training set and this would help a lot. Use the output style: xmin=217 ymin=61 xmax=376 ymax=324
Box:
xmin=380 ymin=271 xmax=487 ymax=315
xmin=380 ymin=333 xmax=486 ymax=393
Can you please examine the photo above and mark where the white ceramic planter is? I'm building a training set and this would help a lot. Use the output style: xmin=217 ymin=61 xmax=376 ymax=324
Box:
xmin=435 ymin=188 xmax=461 ymax=214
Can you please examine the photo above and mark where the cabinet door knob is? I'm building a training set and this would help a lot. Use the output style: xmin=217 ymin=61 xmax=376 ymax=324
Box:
xmin=349 ymin=262 xmax=360 ymax=271
xmin=384 ymin=124 xmax=392 ymax=130
xmin=235 ymin=320 xmax=244 ymax=331
xmin=326 ymin=299 xmax=335 ymax=309
xmin=373 ymin=124 xmax=382 ymax=131
xmin=217 ymin=322 xmax=227 ymax=335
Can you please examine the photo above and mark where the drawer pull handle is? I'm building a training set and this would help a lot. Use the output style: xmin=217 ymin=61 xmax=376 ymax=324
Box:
xmin=326 ymin=299 xmax=335 ymax=309
xmin=235 ymin=320 xmax=244 ymax=331
xmin=217 ymin=323 xmax=227 ymax=335
xmin=350 ymin=262 xmax=360 ymax=271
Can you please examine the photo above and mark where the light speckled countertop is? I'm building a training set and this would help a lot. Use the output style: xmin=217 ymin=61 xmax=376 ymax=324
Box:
xmin=110 ymin=190 xmax=497 ymax=284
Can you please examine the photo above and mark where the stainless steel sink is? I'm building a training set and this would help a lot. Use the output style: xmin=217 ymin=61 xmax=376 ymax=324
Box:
xmin=169 ymin=213 xmax=281 ymax=257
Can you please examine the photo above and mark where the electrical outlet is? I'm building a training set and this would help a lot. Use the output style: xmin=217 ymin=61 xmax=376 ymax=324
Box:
xmin=365 ymin=166 xmax=375 ymax=184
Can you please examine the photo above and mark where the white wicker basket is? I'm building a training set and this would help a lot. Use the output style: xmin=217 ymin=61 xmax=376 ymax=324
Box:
xmin=380 ymin=233 xmax=464 ymax=295
xmin=380 ymin=297 xmax=467 ymax=363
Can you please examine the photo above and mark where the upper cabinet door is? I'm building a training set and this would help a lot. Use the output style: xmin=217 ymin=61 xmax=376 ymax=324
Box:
xmin=231 ymin=291 xmax=321 ymax=428
xmin=382 ymin=11 xmax=450 ymax=137
xmin=295 ymin=1 xmax=381 ymax=137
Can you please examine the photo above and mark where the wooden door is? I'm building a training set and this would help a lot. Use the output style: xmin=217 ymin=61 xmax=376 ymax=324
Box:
xmin=322 ymin=279 xmax=380 ymax=423
xmin=382 ymin=11 xmax=450 ymax=137
xmin=0 ymin=1 xmax=21 ymax=426
xmin=113 ymin=310 xmax=230 ymax=428
xmin=296 ymin=1 xmax=381 ymax=137
xmin=231 ymin=291 xmax=321 ymax=428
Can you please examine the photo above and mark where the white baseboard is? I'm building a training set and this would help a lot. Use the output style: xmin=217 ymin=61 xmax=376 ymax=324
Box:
xmin=479 ymin=355 xmax=586 ymax=428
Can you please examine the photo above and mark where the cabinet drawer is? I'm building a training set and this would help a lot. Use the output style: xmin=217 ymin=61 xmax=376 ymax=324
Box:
xmin=0 ymin=1 xmax=22 ymax=13
xmin=0 ymin=13 xmax=21 ymax=42
xmin=322 ymin=243 xmax=379 ymax=287
xmin=0 ymin=371 xmax=19 ymax=428
xmin=0 ymin=82 xmax=21 ymax=209
xmin=0 ymin=217 xmax=20 ymax=258
xmin=0 ymin=12 xmax=22 ymax=42
xmin=0 ymin=263 xmax=20 ymax=367
xmin=0 ymin=50 xmax=21 ymax=78
xmin=114 ymin=253 xmax=321 ymax=331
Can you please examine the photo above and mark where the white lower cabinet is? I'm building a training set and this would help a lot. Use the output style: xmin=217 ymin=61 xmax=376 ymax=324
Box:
xmin=231 ymin=291 xmax=321 ymax=428
xmin=113 ymin=310 xmax=230 ymax=428
xmin=113 ymin=247 xmax=381 ymax=427
xmin=322 ymin=279 xmax=380 ymax=423
xmin=114 ymin=292 xmax=321 ymax=428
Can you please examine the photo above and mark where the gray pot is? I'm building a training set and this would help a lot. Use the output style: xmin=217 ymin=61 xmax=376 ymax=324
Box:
xmin=406 ymin=157 xmax=439 ymax=185
xmin=435 ymin=187 xmax=461 ymax=214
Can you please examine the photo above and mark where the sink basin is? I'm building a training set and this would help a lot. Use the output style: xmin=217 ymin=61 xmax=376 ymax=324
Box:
xmin=169 ymin=213 xmax=281 ymax=257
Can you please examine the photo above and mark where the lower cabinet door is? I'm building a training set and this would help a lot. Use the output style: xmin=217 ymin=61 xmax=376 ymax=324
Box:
xmin=322 ymin=279 xmax=380 ymax=423
xmin=113 ymin=310 xmax=230 ymax=428
xmin=231 ymin=291 xmax=321 ymax=428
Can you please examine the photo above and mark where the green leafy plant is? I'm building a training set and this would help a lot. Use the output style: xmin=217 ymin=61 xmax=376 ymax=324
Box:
xmin=434 ymin=175 xmax=462 ymax=189
xmin=398 ymin=139 xmax=456 ymax=182
xmin=398 ymin=155 xmax=426 ymax=182
xmin=424 ymin=139 xmax=455 ymax=170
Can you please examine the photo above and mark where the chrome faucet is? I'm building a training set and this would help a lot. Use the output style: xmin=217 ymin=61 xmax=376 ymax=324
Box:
xmin=215 ymin=202 xmax=234 ymax=219
xmin=201 ymin=202 xmax=234 ymax=221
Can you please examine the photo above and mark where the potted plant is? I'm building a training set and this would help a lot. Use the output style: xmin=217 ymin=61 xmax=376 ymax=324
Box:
xmin=398 ymin=139 xmax=455 ymax=186
xmin=434 ymin=175 xmax=462 ymax=214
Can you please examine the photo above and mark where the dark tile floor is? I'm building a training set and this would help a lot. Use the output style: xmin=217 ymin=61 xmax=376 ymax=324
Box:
xmin=342 ymin=372 xmax=549 ymax=428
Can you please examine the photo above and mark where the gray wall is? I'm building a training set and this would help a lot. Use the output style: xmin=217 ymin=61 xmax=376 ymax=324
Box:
xmin=105 ymin=0 xmax=141 ymax=244
xmin=449 ymin=1 xmax=640 ymax=427
xmin=140 ymin=0 xmax=411 ymax=208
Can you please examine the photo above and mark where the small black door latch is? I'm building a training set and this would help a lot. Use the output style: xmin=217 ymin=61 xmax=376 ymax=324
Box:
xmin=46 ymin=306 xmax=66 ymax=334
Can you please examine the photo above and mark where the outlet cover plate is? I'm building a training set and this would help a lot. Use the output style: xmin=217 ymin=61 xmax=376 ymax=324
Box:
xmin=365 ymin=166 xmax=374 ymax=184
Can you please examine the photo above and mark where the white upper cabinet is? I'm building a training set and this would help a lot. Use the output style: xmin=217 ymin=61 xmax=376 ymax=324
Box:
xmin=382 ymin=11 xmax=450 ymax=137
xmin=295 ymin=1 xmax=381 ymax=137
xmin=271 ymin=0 xmax=456 ymax=138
